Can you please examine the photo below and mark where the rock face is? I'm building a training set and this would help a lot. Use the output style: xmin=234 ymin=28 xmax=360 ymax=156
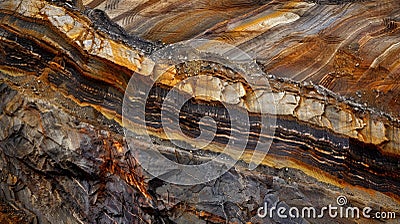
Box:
xmin=89 ymin=0 xmax=400 ymax=118
xmin=0 ymin=0 xmax=399 ymax=223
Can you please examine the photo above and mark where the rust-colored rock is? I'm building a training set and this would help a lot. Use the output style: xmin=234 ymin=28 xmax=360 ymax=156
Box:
xmin=0 ymin=0 xmax=399 ymax=223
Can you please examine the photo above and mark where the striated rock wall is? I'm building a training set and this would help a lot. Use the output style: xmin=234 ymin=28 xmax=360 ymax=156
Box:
xmin=0 ymin=0 xmax=399 ymax=223
xmin=90 ymin=0 xmax=400 ymax=118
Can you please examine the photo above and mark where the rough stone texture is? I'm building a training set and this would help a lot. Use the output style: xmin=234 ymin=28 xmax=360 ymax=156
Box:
xmin=0 ymin=83 xmax=163 ymax=223
xmin=0 ymin=0 xmax=399 ymax=223
xmin=89 ymin=0 xmax=400 ymax=119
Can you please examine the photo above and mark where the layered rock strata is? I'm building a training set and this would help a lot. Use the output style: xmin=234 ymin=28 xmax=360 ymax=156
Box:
xmin=89 ymin=0 xmax=400 ymax=118
xmin=0 ymin=0 xmax=399 ymax=223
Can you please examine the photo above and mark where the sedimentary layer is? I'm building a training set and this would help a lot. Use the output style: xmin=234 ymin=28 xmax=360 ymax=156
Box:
xmin=0 ymin=0 xmax=399 ymax=223
xmin=89 ymin=0 xmax=400 ymax=119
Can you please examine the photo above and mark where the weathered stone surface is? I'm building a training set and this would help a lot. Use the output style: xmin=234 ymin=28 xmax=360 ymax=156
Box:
xmin=0 ymin=0 xmax=399 ymax=223
xmin=91 ymin=0 xmax=400 ymax=119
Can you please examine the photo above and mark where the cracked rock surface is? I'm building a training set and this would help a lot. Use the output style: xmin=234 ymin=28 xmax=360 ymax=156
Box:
xmin=0 ymin=0 xmax=399 ymax=223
